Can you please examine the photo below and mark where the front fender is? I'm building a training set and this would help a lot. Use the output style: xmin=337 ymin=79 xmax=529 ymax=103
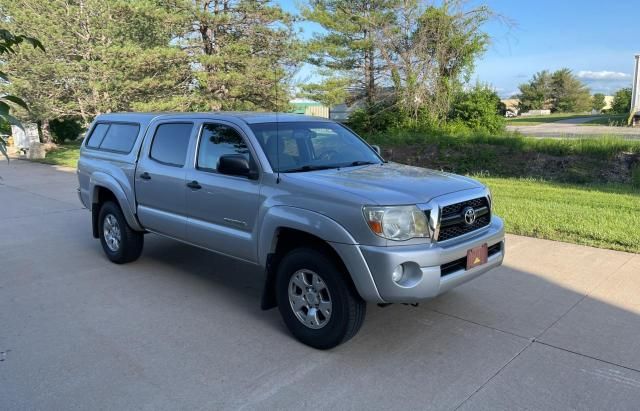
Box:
xmin=258 ymin=206 xmax=383 ymax=303
xmin=90 ymin=172 xmax=143 ymax=231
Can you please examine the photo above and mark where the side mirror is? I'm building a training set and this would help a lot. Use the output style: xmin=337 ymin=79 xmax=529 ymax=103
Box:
xmin=218 ymin=154 xmax=258 ymax=179
xmin=372 ymin=145 xmax=381 ymax=155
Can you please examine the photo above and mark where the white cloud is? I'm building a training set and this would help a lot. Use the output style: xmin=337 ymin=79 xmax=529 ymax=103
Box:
xmin=577 ymin=70 xmax=631 ymax=81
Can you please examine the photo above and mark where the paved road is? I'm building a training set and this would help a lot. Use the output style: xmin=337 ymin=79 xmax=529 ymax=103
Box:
xmin=2 ymin=160 xmax=640 ymax=410
xmin=507 ymin=117 xmax=640 ymax=138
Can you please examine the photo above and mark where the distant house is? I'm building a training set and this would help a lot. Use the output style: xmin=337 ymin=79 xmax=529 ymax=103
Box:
xmin=501 ymin=99 xmax=520 ymax=115
xmin=500 ymin=98 xmax=520 ymax=117
xmin=289 ymin=98 xmax=329 ymax=118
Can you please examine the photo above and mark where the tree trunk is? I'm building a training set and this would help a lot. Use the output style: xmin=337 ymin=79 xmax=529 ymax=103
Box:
xmin=36 ymin=120 xmax=44 ymax=144
xmin=364 ymin=43 xmax=375 ymax=105
xmin=37 ymin=119 xmax=52 ymax=144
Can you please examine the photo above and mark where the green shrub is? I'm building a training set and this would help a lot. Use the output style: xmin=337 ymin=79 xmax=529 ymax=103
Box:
xmin=347 ymin=104 xmax=406 ymax=134
xmin=449 ymin=85 xmax=506 ymax=134
xmin=50 ymin=118 xmax=84 ymax=144
xmin=611 ymin=88 xmax=632 ymax=114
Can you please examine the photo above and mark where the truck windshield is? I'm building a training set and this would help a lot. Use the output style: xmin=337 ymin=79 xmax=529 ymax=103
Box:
xmin=249 ymin=121 xmax=382 ymax=173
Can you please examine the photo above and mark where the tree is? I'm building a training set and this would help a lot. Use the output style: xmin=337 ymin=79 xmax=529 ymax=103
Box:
xmin=302 ymin=0 xmax=391 ymax=106
xmin=173 ymin=0 xmax=302 ymax=111
xmin=2 ymin=0 xmax=193 ymax=141
xmin=0 ymin=28 xmax=44 ymax=161
xmin=376 ymin=1 xmax=494 ymax=122
xmin=304 ymin=0 xmax=496 ymax=129
xmin=299 ymin=76 xmax=351 ymax=107
xmin=592 ymin=93 xmax=606 ymax=112
xmin=611 ymin=88 xmax=632 ymax=114
xmin=517 ymin=71 xmax=552 ymax=112
xmin=550 ymin=68 xmax=591 ymax=112
xmin=517 ymin=69 xmax=590 ymax=113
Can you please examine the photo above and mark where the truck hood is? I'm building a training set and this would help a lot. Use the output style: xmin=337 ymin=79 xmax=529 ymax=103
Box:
xmin=285 ymin=162 xmax=483 ymax=205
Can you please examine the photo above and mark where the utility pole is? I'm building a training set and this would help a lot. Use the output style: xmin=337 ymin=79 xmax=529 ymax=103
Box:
xmin=631 ymin=54 xmax=640 ymax=126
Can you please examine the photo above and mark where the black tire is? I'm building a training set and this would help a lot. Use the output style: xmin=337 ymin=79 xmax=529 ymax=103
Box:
xmin=98 ymin=201 xmax=144 ymax=264
xmin=276 ymin=247 xmax=366 ymax=349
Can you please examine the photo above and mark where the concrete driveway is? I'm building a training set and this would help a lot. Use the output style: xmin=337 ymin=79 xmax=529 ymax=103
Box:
xmin=2 ymin=160 xmax=640 ymax=410
xmin=507 ymin=117 xmax=640 ymax=138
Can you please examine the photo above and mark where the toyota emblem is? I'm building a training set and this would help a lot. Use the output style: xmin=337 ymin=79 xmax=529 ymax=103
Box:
xmin=463 ymin=206 xmax=476 ymax=225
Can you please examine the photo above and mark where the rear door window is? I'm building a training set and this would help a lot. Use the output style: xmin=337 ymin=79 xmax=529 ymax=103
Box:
xmin=86 ymin=122 xmax=140 ymax=153
xmin=149 ymin=123 xmax=194 ymax=167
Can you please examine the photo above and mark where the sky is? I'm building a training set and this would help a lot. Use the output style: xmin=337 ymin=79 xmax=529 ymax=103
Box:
xmin=277 ymin=0 xmax=640 ymax=98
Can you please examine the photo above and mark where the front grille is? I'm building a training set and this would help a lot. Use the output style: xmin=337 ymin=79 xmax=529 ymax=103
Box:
xmin=437 ymin=197 xmax=490 ymax=242
xmin=441 ymin=197 xmax=487 ymax=216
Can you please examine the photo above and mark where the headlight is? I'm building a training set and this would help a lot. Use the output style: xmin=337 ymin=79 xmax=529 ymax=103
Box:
xmin=362 ymin=205 xmax=430 ymax=241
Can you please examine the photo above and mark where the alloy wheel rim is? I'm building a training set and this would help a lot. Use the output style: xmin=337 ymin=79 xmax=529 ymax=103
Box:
xmin=103 ymin=214 xmax=122 ymax=252
xmin=288 ymin=269 xmax=332 ymax=329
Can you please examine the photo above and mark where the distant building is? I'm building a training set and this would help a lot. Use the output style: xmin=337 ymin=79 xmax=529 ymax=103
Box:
xmin=603 ymin=95 xmax=614 ymax=111
xmin=328 ymin=103 xmax=350 ymax=121
xmin=521 ymin=109 xmax=551 ymax=116
xmin=289 ymin=98 xmax=329 ymax=118
xmin=501 ymin=99 xmax=520 ymax=115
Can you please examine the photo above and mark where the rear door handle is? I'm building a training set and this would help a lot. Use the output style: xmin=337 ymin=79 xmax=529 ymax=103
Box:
xmin=140 ymin=172 xmax=151 ymax=180
xmin=186 ymin=180 xmax=202 ymax=190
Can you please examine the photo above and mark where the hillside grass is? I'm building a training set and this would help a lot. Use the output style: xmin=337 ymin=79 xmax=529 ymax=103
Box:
xmin=480 ymin=177 xmax=640 ymax=253
xmin=364 ymin=130 xmax=640 ymax=160
xmin=506 ymin=113 xmax=596 ymax=125
xmin=582 ymin=114 xmax=628 ymax=127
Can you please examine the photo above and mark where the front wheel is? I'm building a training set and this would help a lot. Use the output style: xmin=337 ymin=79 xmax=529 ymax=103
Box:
xmin=276 ymin=248 xmax=366 ymax=349
xmin=98 ymin=201 xmax=144 ymax=264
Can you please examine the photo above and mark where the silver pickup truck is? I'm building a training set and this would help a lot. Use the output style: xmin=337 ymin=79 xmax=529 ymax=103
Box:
xmin=77 ymin=112 xmax=504 ymax=349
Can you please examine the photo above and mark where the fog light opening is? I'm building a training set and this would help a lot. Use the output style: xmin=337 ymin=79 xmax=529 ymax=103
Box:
xmin=391 ymin=262 xmax=423 ymax=288
xmin=392 ymin=264 xmax=405 ymax=284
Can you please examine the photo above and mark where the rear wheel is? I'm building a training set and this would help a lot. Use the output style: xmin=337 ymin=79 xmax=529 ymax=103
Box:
xmin=276 ymin=247 xmax=366 ymax=349
xmin=98 ymin=201 xmax=144 ymax=264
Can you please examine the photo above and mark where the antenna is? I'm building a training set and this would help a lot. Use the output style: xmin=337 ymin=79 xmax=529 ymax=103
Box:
xmin=275 ymin=65 xmax=281 ymax=184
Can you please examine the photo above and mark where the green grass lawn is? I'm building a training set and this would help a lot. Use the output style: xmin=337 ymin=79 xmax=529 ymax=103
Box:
xmin=506 ymin=113 xmax=597 ymax=126
xmin=480 ymin=177 xmax=640 ymax=253
xmin=36 ymin=141 xmax=81 ymax=168
xmin=582 ymin=114 xmax=628 ymax=127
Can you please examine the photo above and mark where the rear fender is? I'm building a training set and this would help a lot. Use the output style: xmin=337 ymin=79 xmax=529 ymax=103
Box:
xmin=90 ymin=172 xmax=143 ymax=232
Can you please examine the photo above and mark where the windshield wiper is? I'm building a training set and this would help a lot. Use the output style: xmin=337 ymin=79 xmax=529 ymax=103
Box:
xmin=283 ymin=165 xmax=340 ymax=173
xmin=349 ymin=161 xmax=378 ymax=166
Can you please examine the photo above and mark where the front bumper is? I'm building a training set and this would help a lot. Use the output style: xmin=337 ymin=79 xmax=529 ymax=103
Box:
xmin=353 ymin=216 xmax=504 ymax=303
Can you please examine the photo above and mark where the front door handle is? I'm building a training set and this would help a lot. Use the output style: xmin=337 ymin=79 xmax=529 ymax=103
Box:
xmin=186 ymin=180 xmax=202 ymax=190
xmin=140 ymin=172 xmax=151 ymax=180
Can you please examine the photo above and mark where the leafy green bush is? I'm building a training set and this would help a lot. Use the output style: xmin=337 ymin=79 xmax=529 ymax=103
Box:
xmin=50 ymin=118 xmax=84 ymax=144
xmin=611 ymin=88 xmax=632 ymax=114
xmin=449 ymin=85 xmax=506 ymax=134
xmin=592 ymin=93 xmax=606 ymax=112
xmin=347 ymin=86 xmax=506 ymax=136
xmin=347 ymin=105 xmax=406 ymax=134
